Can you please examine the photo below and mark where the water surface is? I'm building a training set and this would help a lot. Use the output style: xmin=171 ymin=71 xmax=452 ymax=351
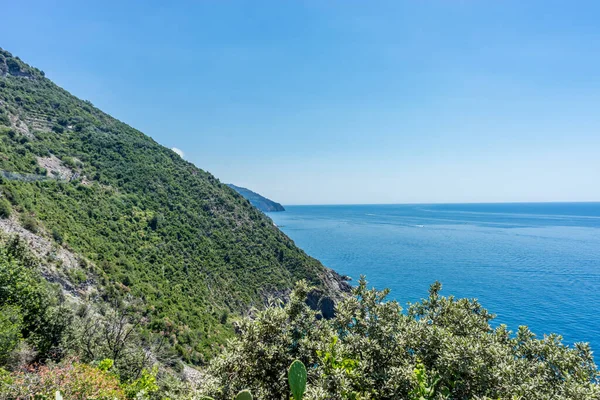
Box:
xmin=268 ymin=203 xmax=600 ymax=356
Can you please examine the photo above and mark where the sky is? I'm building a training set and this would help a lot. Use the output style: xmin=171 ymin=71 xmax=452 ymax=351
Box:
xmin=2 ymin=1 xmax=599 ymax=204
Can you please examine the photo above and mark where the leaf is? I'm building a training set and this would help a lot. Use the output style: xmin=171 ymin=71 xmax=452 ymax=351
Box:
xmin=288 ymin=360 xmax=307 ymax=400
xmin=234 ymin=389 xmax=253 ymax=400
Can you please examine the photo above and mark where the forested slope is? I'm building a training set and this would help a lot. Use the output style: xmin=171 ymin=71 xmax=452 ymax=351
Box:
xmin=0 ymin=47 xmax=347 ymax=363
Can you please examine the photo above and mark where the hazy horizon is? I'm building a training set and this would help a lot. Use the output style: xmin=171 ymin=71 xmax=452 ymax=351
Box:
xmin=2 ymin=1 xmax=599 ymax=204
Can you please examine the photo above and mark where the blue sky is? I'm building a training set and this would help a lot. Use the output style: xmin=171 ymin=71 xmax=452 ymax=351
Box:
xmin=2 ymin=1 xmax=599 ymax=204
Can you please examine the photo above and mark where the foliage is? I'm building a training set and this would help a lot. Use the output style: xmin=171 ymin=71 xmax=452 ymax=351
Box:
xmin=289 ymin=360 xmax=307 ymax=400
xmin=0 ymin=47 xmax=335 ymax=363
xmin=97 ymin=358 xmax=114 ymax=372
xmin=20 ymin=214 xmax=39 ymax=233
xmin=201 ymin=278 xmax=600 ymax=400
xmin=234 ymin=389 xmax=253 ymax=400
xmin=0 ymin=198 xmax=11 ymax=218
xmin=205 ymin=280 xmax=326 ymax=399
xmin=0 ymin=236 xmax=72 ymax=364
xmin=0 ymin=306 xmax=22 ymax=365
xmin=68 ymin=301 xmax=155 ymax=382
xmin=0 ymin=360 xmax=126 ymax=399
xmin=408 ymin=362 xmax=444 ymax=400
xmin=123 ymin=365 xmax=159 ymax=399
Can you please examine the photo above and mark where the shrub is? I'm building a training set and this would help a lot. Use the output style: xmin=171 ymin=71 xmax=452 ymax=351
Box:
xmin=52 ymin=228 xmax=63 ymax=244
xmin=66 ymin=268 xmax=86 ymax=285
xmin=0 ymin=360 xmax=126 ymax=399
xmin=20 ymin=215 xmax=38 ymax=233
xmin=122 ymin=366 xmax=159 ymax=399
xmin=61 ymin=156 xmax=76 ymax=168
xmin=0 ymin=199 xmax=11 ymax=219
xmin=0 ymin=237 xmax=73 ymax=363
xmin=0 ymin=306 xmax=22 ymax=365
xmin=201 ymin=278 xmax=600 ymax=400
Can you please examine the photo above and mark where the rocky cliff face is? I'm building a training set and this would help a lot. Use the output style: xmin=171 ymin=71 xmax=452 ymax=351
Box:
xmin=0 ymin=51 xmax=38 ymax=79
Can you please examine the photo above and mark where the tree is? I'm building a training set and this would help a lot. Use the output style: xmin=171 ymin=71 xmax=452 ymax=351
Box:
xmin=201 ymin=279 xmax=600 ymax=400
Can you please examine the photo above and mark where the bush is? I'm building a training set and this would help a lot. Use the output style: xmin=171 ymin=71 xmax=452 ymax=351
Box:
xmin=0 ymin=237 xmax=73 ymax=363
xmin=20 ymin=215 xmax=38 ymax=233
xmin=66 ymin=268 xmax=86 ymax=285
xmin=0 ymin=360 xmax=126 ymax=399
xmin=201 ymin=278 xmax=600 ymax=400
xmin=0 ymin=306 xmax=22 ymax=365
xmin=52 ymin=228 xmax=63 ymax=244
xmin=61 ymin=156 xmax=76 ymax=168
xmin=0 ymin=199 xmax=10 ymax=219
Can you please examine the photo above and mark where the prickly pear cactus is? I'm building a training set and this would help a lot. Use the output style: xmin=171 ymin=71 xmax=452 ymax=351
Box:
xmin=234 ymin=389 xmax=253 ymax=400
xmin=55 ymin=391 xmax=63 ymax=400
xmin=288 ymin=360 xmax=307 ymax=400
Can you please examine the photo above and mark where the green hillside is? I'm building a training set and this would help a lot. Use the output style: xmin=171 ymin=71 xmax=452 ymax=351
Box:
xmin=227 ymin=184 xmax=285 ymax=212
xmin=0 ymin=48 xmax=347 ymax=363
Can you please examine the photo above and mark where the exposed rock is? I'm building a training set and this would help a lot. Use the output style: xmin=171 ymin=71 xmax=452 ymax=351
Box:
xmin=0 ymin=52 xmax=36 ymax=79
xmin=308 ymin=268 xmax=352 ymax=319
xmin=37 ymin=155 xmax=74 ymax=180
xmin=260 ymin=268 xmax=351 ymax=319
xmin=0 ymin=216 xmax=95 ymax=301
xmin=8 ymin=113 xmax=34 ymax=138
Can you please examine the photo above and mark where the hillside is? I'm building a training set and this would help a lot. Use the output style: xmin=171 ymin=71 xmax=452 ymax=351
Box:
xmin=226 ymin=184 xmax=285 ymax=212
xmin=0 ymin=48 xmax=348 ymax=363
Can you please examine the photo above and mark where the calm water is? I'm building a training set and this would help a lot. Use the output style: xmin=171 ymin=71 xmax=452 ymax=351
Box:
xmin=268 ymin=203 xmax=600 ymax=357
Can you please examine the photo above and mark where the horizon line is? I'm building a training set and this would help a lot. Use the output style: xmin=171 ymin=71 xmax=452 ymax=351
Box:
xmin=279 ymin=200 xmax=600 ymax=207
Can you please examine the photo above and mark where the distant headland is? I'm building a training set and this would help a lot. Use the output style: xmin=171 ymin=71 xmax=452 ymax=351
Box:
xmin=227 ymin=184 xmax=285 ymax=212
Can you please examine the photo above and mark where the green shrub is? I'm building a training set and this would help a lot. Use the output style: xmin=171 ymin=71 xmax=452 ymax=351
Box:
xmin=0 ymin=361 xmax=126 ymax=399
xmin=66 ymin=268 xmax=86 ymax=285
xmin=123 ymin=366 xmax=159 ymax=399
xmin=52 ymin=228 xmax=63 ymax=244
xmin=20 ymin=215 xmax=38 ymax=233
xmin=61 ymin=156 xmax=76 ymax=168
xmin=202 ymin=278 xmax=600 ymax=400
xmin=0 ymin=237 xmax=73 ymax=363
xmin=0 ymin=199 xmax=10 ymax=219
xmin=0 ymin=306 xmax=22 ymax=365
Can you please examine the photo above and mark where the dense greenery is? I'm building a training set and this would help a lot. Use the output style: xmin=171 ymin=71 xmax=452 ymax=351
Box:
xmin=226 ymin=185 xmax=285 ymax=212
xmin=0 ymin=234 xmax=189 ymax=398
xmin=200 ymin=279 xmax=600 ymax=400
xmin=2 ymin=261 xmax=598 ymax=398
xmin=0 ymin=47 xmax=339 ymax=363
xmin=0 ymin=237 xmax=71 ymax=365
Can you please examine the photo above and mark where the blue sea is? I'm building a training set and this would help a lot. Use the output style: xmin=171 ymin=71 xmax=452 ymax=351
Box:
xmin=268 ymin=203 xmax=600 ymax=358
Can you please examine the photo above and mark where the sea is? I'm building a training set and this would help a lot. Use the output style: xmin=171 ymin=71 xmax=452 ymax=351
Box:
xmin=268 ymin=203 xmax=600 ymax=359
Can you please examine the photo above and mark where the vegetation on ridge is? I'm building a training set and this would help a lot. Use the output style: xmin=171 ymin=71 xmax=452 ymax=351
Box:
xmin=198 ymin=279 xmax=599 ymax=400
xmin=226 ymin=185 xmax=285 ymax=213
xmin=3 ymin=243 xmax=597 ymax=399
xmin=0 ymin=47 xmax=343 ymax=364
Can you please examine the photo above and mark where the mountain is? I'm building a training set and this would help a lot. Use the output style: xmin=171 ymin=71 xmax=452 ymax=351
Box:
xmin=0 ymin=48 xmax=348 ymax=363
xmin=226 ymin=184 xmax=285 ymax=212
